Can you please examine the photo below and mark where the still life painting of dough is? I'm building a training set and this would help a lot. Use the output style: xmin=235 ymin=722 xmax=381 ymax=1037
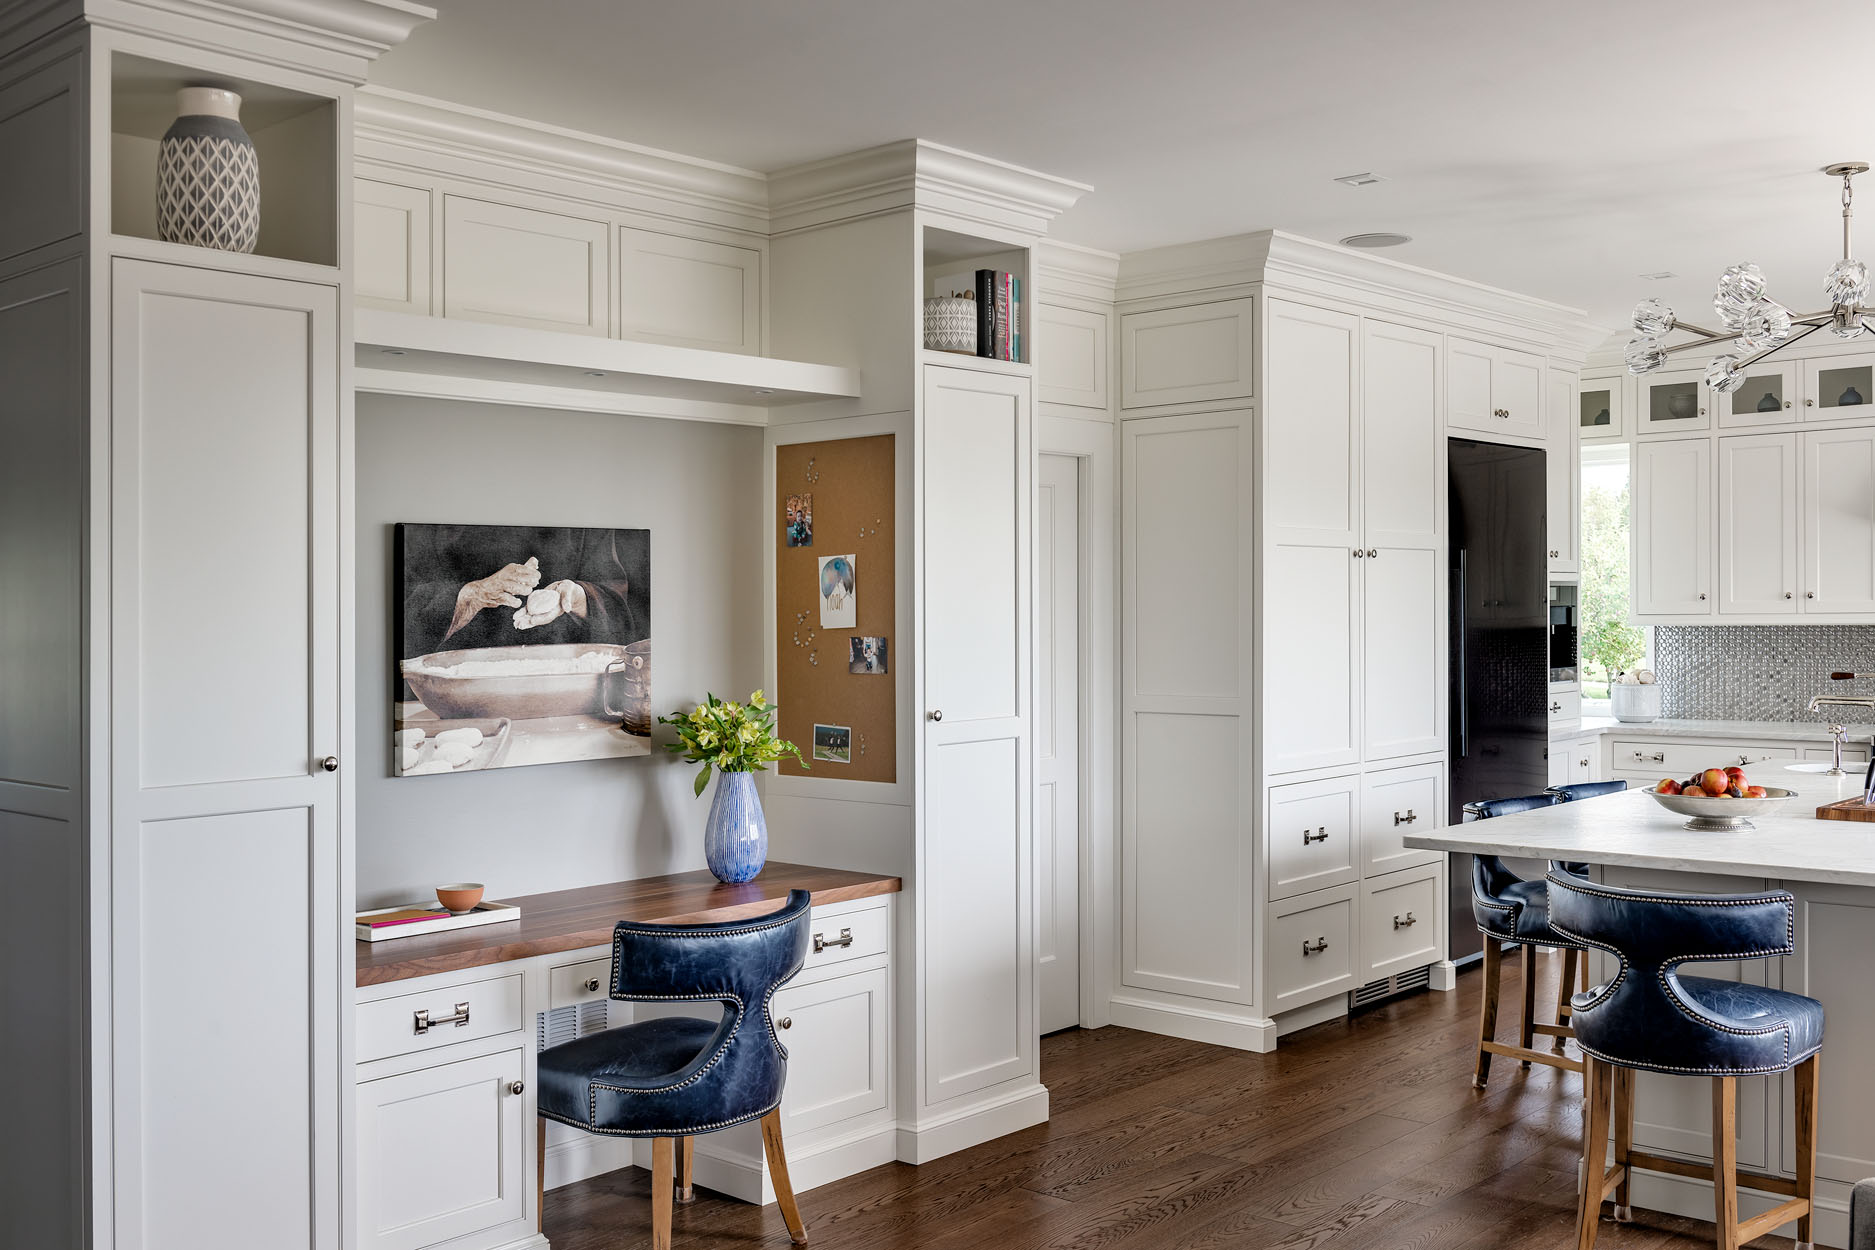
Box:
xmin=394 ymin=522 xmax=652 ymax=775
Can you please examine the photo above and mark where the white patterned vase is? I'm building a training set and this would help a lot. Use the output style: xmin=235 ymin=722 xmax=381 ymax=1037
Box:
xmin=923 ymin=294 xmax=977 ymax=354
xmin=156 ymin=87 xmax=260 ymax=254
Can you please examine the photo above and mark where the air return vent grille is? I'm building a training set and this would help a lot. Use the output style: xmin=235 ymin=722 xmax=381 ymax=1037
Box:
xmin=538 ymin=999 xmax=610 ymax=1051
xmin=1349 ymin=963 xmax=1432 ymax=1010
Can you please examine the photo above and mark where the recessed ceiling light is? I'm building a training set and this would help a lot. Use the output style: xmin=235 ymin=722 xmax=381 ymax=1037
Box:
xmin=584 ymin=370 xmax=607 ymax=378
xmin=1639 ymin=271 xmax=1677 ymax=281
xmin=1334 ymin=172 xmax=1386 ymax=188
xmin=1339 ymin=232 xmax=1412 ymax=249
xmin=379 ymin=348 xmax=406 ymax=356
xmin=753 ymin=388 xmax=774 ymax=396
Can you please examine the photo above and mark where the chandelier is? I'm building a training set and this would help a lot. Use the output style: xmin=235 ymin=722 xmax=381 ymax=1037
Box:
xmin=1625 ymin=162 xmax=1874 ymax=390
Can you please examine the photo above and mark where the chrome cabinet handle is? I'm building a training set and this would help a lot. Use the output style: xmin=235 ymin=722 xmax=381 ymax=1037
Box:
xmin=1302 ymin=937 xmax=1329 ymax=956
xmin=812 ymin=927 xmax=854 ymax=953
xmin=1352 ymin=548 xmax=1366 ymax=558
xmin=778 ymin=1016 xmax=792 ymax=1030
xmin=318 ymin=755 xmax=339 ymax=772
xmin=1808 ymin=591 xmax=1817 ymax=599
xmin=1632 ymin=750 xmax=1664 ymax=763
xmin=1807 ymin=397 xmax=1817 ymax=407
xmin=414 ymin=1002 xmax=470 ymax=1034
xmin=584 ymin=977 xmax=601 ymax=993
xmin=1786 ymin=592 xmax=1794 ymax=599
xmin=1699 ymin=592 xmax=1708 ymax=600
xmin=1785 ymin=399 xmax=1793 ymax=409
xmin=1393 ymin=809 xmax=1417 ymax=826
xmin=1303 ymin=826 xmax=1328 ymax=844
xmin=1366 ymin=548 xmax=1377 ymax=558
xmin=927 ymin=709 xmax=943 ymax=722
xmin=508 ymin=1080 xmax=525 ymax=1096
xmin=1393 ymin=912 xmax=1417 ymax=930
xmin=1550 ymin=701 xmax=1562 ymax=712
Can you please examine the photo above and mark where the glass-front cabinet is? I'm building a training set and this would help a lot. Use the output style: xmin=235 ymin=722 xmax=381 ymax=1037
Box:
xmin=1637 ymin=364 xmax=1711 ymax=435
xmin=1716 ymin=359 xmax=1798 ymax=428
xmin=1803 ymin=354 xmax=1875 ymax=419
xmin=1579 ymin=372 xmax=1626 ymax=441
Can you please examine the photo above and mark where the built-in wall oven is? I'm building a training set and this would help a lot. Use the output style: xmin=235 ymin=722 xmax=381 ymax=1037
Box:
xmin=1549 ymin=582 xmax=1578 ymax=683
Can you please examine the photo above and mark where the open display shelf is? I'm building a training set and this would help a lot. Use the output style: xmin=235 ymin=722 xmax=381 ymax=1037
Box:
xmin=921 ymin=224 xmax=1032 ymax=368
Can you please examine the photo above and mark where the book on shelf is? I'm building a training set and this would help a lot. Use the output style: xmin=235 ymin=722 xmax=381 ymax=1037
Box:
xmin=969 ymin=268 xmax=1021 ymax=361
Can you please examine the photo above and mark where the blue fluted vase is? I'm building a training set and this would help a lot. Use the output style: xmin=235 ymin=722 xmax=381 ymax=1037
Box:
xmin=704 ymin=770 xmax=767 ymax=884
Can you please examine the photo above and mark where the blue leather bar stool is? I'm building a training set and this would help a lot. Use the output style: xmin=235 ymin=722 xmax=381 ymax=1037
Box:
xmin=1544 ymin=780 xmax=1629 ymax=1037
xmin=536 ymin=890 xmax=813 ymax=1249
xmin=1463 ymin=793 xmax=1587 ymax=1088
xmin=1549 ymin=872 xmax=1823 ymax=1250
xmin=1550 ymin=780 xmax=1629 ymax=803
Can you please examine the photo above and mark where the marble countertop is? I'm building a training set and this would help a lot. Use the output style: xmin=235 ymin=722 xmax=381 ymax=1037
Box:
xmin=1405 ymin=763 xmax=1875 ymax=887
xmin=1567 ymin=717 xmax=1875 ymax=743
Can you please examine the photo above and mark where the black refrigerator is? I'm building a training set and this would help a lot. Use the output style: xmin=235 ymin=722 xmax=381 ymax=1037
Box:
xmin=1446 ymin=437 xmax=1550 ymax=963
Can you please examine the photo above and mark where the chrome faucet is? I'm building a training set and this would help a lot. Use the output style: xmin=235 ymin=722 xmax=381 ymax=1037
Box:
xmin=1806 ymin=694 xmax=1875 ymax=774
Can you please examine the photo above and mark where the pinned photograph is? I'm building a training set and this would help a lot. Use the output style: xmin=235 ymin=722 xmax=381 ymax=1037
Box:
xmin=818 ymin=553 xmax=856 ymax=628
xmin=784 ymin=493 xmax=813 ymax=548
xmin=812 ymin=723 xmax=851 ymax=763
xmin=849 ymin=636 xmax=888 ymax=674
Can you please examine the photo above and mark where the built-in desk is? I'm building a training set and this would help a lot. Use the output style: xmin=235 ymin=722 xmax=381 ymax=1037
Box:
xmin=353 ymin=863 xmax=902 ymax=1250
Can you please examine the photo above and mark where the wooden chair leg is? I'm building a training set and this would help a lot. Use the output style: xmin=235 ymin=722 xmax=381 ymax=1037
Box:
xmin=761 ymin=1109 xmax=808 ymax=1245
xmin=1555 ymin=948 xmax=1579 ymax=1053
xmin=1712 ymin=1077 xmax=1740 ymax=1250
xmin=1576 ymin=1056 xmax=1613 ymax=1250
xmin=536 ymin=1118 xmax=546 ymax=1231
xmin=651 ymin=1137 xmax=674 ymax=1250
xmin=1612 ymin=1066 xmax=1635 ymax=1222
xmin=1519 ymin=944 xmax=1538 ymax=1067
xmin=1475 ymin=939 xmax=1503 ymax=1089
xmin=1795 ymin=1054 xmax=1820 ymax=1247
xmin=676 ymin=1135 xmax=695 ymax=1203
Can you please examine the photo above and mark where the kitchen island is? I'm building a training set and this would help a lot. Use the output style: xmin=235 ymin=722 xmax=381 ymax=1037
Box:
xmin=1405 ymin=765 xmax=1875 ymax=1247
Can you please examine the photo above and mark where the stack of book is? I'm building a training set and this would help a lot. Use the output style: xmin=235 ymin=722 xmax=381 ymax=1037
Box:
xmin=971 ymin=269 xmax=1021 ymax=361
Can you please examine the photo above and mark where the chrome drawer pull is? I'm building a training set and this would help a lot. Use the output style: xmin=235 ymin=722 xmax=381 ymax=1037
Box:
xmin=1393 ymin=912 xmax=1417 ymax=930
xmin=1393 ymin=809 xmax=1417 ymax=826
xmin=813 ymin=927 xmax=854 ymax=954
xmin=1303 ymin=826 xmax=1329 ymax=845
xmin=414 ymin=1002 xmax=470 ymax=1034
xmin=1632 ymin=750 xmax=1664 ymax=763
xmin=1302 ymin=937 xmax=1329 ymax=957
xmin=584 ymin=977 xmax=602 ymax=993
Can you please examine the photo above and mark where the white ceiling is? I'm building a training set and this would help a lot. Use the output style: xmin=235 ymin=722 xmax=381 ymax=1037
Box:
xmin=370 ymin=0 xmax=1875 ymax=342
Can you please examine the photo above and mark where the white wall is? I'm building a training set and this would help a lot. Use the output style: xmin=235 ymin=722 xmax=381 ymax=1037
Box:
xmin=354 ymin=395 xmax=764 ymax=906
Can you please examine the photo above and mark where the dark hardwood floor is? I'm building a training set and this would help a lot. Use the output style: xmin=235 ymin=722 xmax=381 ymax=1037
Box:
xmin=543 ymin=951 xmax=1794 ymax=1249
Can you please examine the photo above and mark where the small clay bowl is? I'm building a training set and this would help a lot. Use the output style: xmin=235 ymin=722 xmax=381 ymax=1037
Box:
xmin=436 ymin=882 xmax=485 ymax=914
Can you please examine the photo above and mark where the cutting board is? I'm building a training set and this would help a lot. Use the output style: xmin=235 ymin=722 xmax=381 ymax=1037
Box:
xmin=1816 ymin=798 xmax=1875 ymax=822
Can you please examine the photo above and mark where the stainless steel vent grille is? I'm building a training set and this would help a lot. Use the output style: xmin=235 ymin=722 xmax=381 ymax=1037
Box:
xmin=1349 ymin=963 xmax=1432 ymax=1010
xmin=537 ymin=999 xmax=609 ymax=1051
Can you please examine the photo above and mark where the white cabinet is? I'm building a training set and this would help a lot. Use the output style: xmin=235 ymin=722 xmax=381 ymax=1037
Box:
xmin=1579 ymin=372 xmax=1627 ymax=442
xmin=355 ymin=179 xmax=433 ymax=314
xmin=356 ymin=1047 xmax=528 ymax=1250
xmin=1638 ymin=363 xmax=1712 ymax=435
xmin=441 ymin=195 xmax=610 ymax=335
xmin=1547 ymin=366 xmax=1579 ymax=572
xmin=1036 ymin=303 xmax=1109 ymax=409
xmin=920 ymin=365 xmax=1034 ymax=1106
xmin=1267 ymin=886 xmax=1358 ymax=1011
xmin=110 ymin=260 xmax=343 ymax=1250
xmin=1715 ymin=359 xmax=1798 ymax=429
xmin=1801 ymin=353 xmax=1875 ymax=420
xmin=1360 ymin=763 xmax=1442 ymax=876
xmin=1567 ymin=735 xmax=1602 ymax=783
xmin=1633 ymin=437 xmax=1712 ymax=616
xmin=1267 ymin=775 xmax=1359 ymax=900
xmin=775 ymin=965 xmax=891 ymax=1134
xmin=1119 ymin=297 xmax=1254 ymax=409
xmin=1447 ymin=337 xmax=1544 ymax=440
xmin=1359 ymin=866 xmax=1443 ymax=981
xmin=616 ymin=225 xmax=761 ymax=353
xmin=1717 ymin=432 xmax=1799 ymax=615
xmin=1803 ymin=425 xmax=1875 ymax=613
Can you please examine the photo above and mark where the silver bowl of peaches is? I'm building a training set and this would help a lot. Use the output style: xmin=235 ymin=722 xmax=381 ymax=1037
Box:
xmin=1646 ymin=765 xmax=1795 ymax=831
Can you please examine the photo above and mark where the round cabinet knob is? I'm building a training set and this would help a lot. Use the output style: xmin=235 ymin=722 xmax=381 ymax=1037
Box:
xmin=1699 ymin=592 xmax=1708 ymax=600
xmin=509 ymin=1080 xmax=525 ymax=1096
xmin=318 ymin=756 xmax=339 ymax=773
xmin=778 ymin=1016 xmax=792 ymax=1030
xmin=1785 ymin=400 xmax=1793 ymax=409
xmin=1786 ymin=592 xmax=1794 ymax=599
xmin=1366 ymin=548 xmax=1378 ymax=558
xmin=1807 ymin=398 xmax=1817 ymax=407
xmin=1808 ymin=591 xmax=1817 ymax=599
xmin=584 ymin=977 xmax=601 ymax=993
xmin=927 ymin=709 xmax=943 ymax=723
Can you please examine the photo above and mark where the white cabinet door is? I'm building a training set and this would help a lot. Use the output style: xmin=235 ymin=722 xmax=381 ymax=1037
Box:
xmin=616 ymin=225 xmax=761 ymax=353
xmin=110 ymin=261 xmax=341 ymax=1250
xmin=775 ymin=967 xmax=891 ymax=1134
xmin=1638 ymin=364 xmax=1712 ymax=435
xmin=1036 ymin=453 xmax=1081 ymax=1034
xmin=1264 ymin=542 xmax=1359 ymax=773
xmin=1036 ymin=303 xmax=1109 ymax=410
xmin=920 ymin=366 xmax=1033 ymax=1105
xmin=1265 ymin=300 xmax=1359 ymax=547
xmin=1360 ymin=763 xmax=1443 ymax=876
xmin=1546 ymin=367 xmax=1579 ymax=572
xmin=1717 ymin=432 xmax=1799 ymax=615
xmin=1494 ymin=347 xmax=1545 ymax=440
xmin=441 ymin=195 xmax=609 ymax=335
xmin=354 ymin=178 xmax=432 ymax=314
xmin=1579 ymin=374 xmax=1625 ymax=442
xmin=1362 ymin=544 xmax=1441 ymax=760
xmin=1446 ymin=337 xmax=1497 ymax=433
xmin=1634 ymin=437 xmax=1712 ymax=616
xmin=1716 ymin=359 xmax=1798 ymax=428
xmin=357 ymin=1048 xmax=528 ymax=1250
xmin=1362 ymin=320 xmax=1441 ymax=550
xmin=1119 ymin=298 xmax=1254 ymax=409
xmin=1803 ymin=426 xmax=1875 ymax=614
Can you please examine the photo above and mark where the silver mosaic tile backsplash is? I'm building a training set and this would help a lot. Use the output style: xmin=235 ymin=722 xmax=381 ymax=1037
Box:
xmin=1652 ymin=625 xmax=1875 ymax=720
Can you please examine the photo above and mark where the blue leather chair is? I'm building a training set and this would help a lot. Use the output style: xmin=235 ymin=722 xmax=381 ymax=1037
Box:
xmin=1548 ymin=872 xmax=1823 ymax=1250
xmin=1549 ymin=780 xmax=1628 ymax=803
xmin=1463 ymin=793 xmax=1587 ymax=1088
xmin=536 ymin=890 xmax=813 ymax=1249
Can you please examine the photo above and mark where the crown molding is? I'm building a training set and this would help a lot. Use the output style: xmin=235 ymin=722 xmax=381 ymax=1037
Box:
xmin=1036 ymin=239 xmax=1120 ymax=304
xmin=355 ymin=86 xmax=772 ymax=235
xmin=768 ymin=139 xmax=1090 ymax=238
xmin=76 ymin=0 xmax=432 ymax=81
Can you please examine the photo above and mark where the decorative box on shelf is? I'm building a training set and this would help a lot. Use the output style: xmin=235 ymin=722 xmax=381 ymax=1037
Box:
xmin=355 ymin=900 xmax=520 ymax=942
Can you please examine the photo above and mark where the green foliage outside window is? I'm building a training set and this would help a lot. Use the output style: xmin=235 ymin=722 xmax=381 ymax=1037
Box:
xmin=1579 ymin=479 xmax=1645 ymax=699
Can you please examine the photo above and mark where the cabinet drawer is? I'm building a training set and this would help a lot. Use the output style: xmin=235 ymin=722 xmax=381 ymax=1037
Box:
xmin=549 ymin=957 xmax=610 ymax=1010
xmin=1361 ymin=867 xmax=1442 ymax=980
xmin=1120 ymin=298 xmax=1254 ymax=409
xmin=1361 ymin=763 xmax=1442 ymax=876
xmin=1547 ymin=690 xmax=1580 ymax=723
xmin=1610 ymin=739 xmax=1782 ymax=777
xmin=801 ymin=902 xmax=889 ymax=976
xmin=1803 ymin=744 xmax=1871 ymax=765
xmin=1268 ymin=776 xmax=1359 ymax=900
xmin=358 ymin=974 xmax=524 ymax=1063
xmin=1267 ymin=885 xmax=1357 ymax=1012
xmin=774 ymin=965 xmax=890 ymax=1135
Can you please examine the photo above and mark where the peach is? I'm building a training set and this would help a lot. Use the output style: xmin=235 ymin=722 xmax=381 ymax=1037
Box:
xmin=1654 ymin=778 xmax=1682 ymax=795
xmin=1700 ymin=768 xmax=1731 ymax=795
xmin=1683 ymin=784 xmax=1707 ymax=798
xmin=1745 ymin=785 xmax=1768 ymax=799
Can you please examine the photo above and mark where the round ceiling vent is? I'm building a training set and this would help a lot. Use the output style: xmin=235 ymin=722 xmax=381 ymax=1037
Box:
xmin=1339 ymin=232 xmax=1412 ymax=249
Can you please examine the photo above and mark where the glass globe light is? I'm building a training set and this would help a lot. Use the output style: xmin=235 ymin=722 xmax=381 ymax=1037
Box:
xmin=1625 ymin=334 xmax=1668 ymax=375
xmin=1705 ymin=354 xmax=1745 ymax=394
xmin=1631 ymin=297 xmax=1675 ymax=337
xmin=1826 ymin=258 xmax=1870 ymax=308
xmin=1738 ymin=299 xmax=1794 ymax=351
xmin=1714 ymin=262 xmax=1767 ymax=329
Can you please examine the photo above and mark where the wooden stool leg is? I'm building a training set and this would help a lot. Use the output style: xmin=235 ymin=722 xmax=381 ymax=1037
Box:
xmin=652 ymin=1137 xmax=674 ymax=1250
xmin=676 ymin=1135 xmax=695 ymax=1203
xmin=1795 ymin=1054 xmax=1820 ymax=1247
xmin=1712 ymin=1077 xmax=1740 ymax=1250
xmin=1612 ymin=1066 xmax=1635 ymax=1222
xmin=1475 ymin=939 xmax=1503 ymax=1089
xmin=536 ymin=1118 xmax=546 ymax=1231
xmin=1519 ymin=945 xmax=1538 ymax=1067
xmin=1576 ymin=1056 xmax=1613 ymax=1250
xmin=761 ymin=1109 xmax=808 ymax=1245
xmin=1555 ymin=948 xmax=1579 ymax=1052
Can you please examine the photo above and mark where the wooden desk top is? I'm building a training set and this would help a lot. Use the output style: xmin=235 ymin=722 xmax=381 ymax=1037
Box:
xmin=356 ymin=862 xmax=902 ymax=987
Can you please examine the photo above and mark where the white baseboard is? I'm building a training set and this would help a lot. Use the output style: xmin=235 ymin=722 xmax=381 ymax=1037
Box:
xmin=895 ymin=1083 xmax=1050 ymax=1165
xmin=1274 ymin=995 xmax=1348 ymax=1037
xmin=1430 ymin=960 xmax=1459 ymax=992
xmin=1628 ymin=1169 xmax=1847 ymax=1249
xmin=544 ymin=1131 xmax=632 ymax=1191
xmin=1107 ymin=994 xmax=1278 ymax=1053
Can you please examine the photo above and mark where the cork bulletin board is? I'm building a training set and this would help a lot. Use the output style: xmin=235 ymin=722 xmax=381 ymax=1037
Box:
xmin=775 ymin=434 xmax=896 ymax=783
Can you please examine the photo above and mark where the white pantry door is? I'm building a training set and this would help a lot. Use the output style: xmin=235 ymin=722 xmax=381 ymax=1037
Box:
xmin=111 ymin=260 xmax=342 ymax=1250
xmin=920 ymin=365 xmax=1034 ymax=1107
xmin=1037 ymin=453 xmax=1081 ymax=1033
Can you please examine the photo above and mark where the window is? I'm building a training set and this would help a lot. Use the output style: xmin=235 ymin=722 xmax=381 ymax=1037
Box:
xmin=1578 ymin=443 xmax=1649 ymax=714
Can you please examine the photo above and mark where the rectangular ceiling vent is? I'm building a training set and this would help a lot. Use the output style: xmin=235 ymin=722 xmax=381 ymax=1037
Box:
xmin=1334 ymin=172 xmax=1386 ymax=188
